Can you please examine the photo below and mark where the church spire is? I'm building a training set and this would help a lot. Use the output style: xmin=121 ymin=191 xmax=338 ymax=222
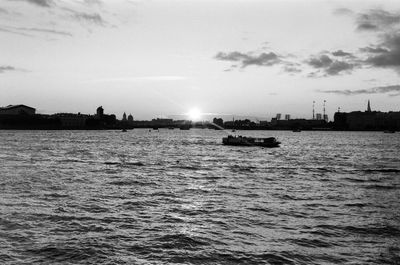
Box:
xmin=367 ymin=100 xmax=371 ymax=112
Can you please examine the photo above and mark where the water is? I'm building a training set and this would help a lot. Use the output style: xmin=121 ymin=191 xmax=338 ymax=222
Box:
xmin=0 ymin=129 xmax=399 ymax=264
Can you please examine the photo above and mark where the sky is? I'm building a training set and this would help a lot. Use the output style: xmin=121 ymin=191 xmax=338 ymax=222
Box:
xmin=1 ymin=0 xmax=399 ymax=121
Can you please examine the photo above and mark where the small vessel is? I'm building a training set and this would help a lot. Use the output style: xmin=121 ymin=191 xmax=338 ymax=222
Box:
xmin=121 ymin=128 xmax=127 ymax=132
xmin=222 ymin=135 xmax=280 ymax=147
xmin=292 ymin=129 xmax=301 ymax=132
xmin=384 ymin=130 xmax=395 ymax=133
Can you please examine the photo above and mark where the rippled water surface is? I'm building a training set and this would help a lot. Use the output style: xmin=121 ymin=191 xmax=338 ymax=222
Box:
xmin=1 ymin=129 xmax=399 ymax=264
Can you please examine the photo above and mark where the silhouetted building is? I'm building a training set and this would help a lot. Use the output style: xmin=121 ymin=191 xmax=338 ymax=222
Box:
xmin=323 ymin=114 xmax=328 ymax=122
xmin=122 ymin=112 xmax=127 ymax=121
xmin=285 ymin=114 xmax=290 ymax=120
xmin=0 ymin=104 xmax=36 ymax=115
xmin=271 ymin=118 xmax=328 ymax=130
xmin=54 ymin=113 xmax=88 ymax=129
xmin=333 ymin=101 xmax=400 ymax=130
xmin=213 ymin=117 xmax=224 ymax=127
xmin=96 ymin=106 xmax=104 ymax=118
xmin=128 ymin=114 xmax=133 ymax=122
xmin=276 ymin=113 xmax=281 ymax=120
xmin=316 ymin=113 xmax=322 ymax=120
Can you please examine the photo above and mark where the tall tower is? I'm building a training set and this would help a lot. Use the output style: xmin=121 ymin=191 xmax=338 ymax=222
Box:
xmin=122 ymin=112 xmax=127 ymax=121
xmin=323 ymin=100 xmax=326 ymax=118
xmin=312 ymin=101 xmax=315 ymax=120
xmin=367 ymin=100 xmax=371 ymax=112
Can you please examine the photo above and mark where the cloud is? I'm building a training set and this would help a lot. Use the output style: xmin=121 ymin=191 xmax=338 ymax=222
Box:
xmin=308 ymin=54 xmax=332 ymax=68
xmin=83 ymin=0 xmax=102 ymax=6
xmin=73 ymin=12 xmax=104 ymax=25
xmin=319 ymin=85 xmax=400 ymax=96
xmin=359 ymin=46 xmax=389 ymax=53
xmin=0 ymin=65 xmax=27 ymax=73
xmin=0 ymin=7 xmax=8 ymax=14
xmin=307 ymin=54 xmax=355 ymax=76
xmin=215 ymin=51 xmax=281 ymax=68
xmin=356 ymin=9 xmax=400 ymax=31
xmin=0 ymin=66 xmax=16 ymax=73
xmin=333 ymin=8 xmax=354 ymax=16
xmin=17 ymin=27 xmax=72 ymax=36
xmin=363 ymin=33 xmax=400 ymax=69
xmin=86 ymin=76 xmax=187 ymax=83
xmin=17 ymin=0 xmax=54 ymax=7
xmin=0 ymin=27 xmax=34 ymax=37
xmin=332 ymin=50 xmax=354 ymax=57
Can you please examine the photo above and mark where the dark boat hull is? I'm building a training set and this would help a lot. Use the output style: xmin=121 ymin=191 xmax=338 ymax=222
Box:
xmin=222 ymin=136 xmax=281 ymax=148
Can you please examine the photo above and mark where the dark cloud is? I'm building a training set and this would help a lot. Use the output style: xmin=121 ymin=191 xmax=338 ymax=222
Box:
xmin=215 ymin=51 xmax=281 ymax=67
xmin=73 ymin=12 xmax=105 ymax=25
xmin=359 ymin=46 xmax=389 ymax=53
xmin=319 ymin=85 xmax=400 ymax=96
xmin=307 ymin=54 xmax=355 ymax=76
xmin=0 ymin=65 xmax=16 ymax=73
xmin=363 ymin=33 xmax=400 ymax=69
xmin=0 ymin=7 xmax=8 ymax=14
xmin=17 ymin=0 xmax=54 ymax=7
xmin=308 ymin=55 xmax=332 ymax=68
xmin=332 ymin=50 xmax=353 ymax=57
xmin=356 ymin=9 xmax=400 ymax=31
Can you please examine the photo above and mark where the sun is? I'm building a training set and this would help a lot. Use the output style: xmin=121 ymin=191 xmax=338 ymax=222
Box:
xmin=187 ymin=108 xmax=202 ymax=121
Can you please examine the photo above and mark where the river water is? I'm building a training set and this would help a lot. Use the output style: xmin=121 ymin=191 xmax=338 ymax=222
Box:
xmin=0 ymin=129 xmax=399 ymax=264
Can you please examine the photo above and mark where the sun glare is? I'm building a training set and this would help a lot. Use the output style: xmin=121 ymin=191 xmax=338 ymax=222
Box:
xmin=187 ymin=108 xmax=202 ymax=121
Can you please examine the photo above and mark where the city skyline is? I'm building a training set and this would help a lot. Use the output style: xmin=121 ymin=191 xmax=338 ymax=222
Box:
xmin=1 ymin=0 xmax=400 ymax=120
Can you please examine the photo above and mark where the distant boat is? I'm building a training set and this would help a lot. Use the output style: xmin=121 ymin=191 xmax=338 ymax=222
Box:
xmin=179 ymin=124 xmax=191 ymax=130
xmin=292 ymin=129 xmax=301 ymax=132
xmin=384 ymin=130 xmax=395 ymax=133
xmin=222 ymin=135 xmax=280 ymax=148
xmin=121 ymin=128 xmax=127 ymax=132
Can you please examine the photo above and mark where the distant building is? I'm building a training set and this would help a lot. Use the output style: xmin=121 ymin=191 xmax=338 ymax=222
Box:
xmin=213 ymin=117 xmax=224 ymax=127
xmin=54 ymin=113 xmax=88 ymax=129
xmin=128 ymin=114 xmax=133 ymax=123
xmin=316 ymin=113 xmax=322 ymax=120
xmin=0 ymin=104 xmax=36 ymax=115
xmin=333 ymin=101 xmax=400 ymax=130
xmin=323 ymin=114 xmax=328 ymax=122
xmin=96 ymin=106 xmax=104 ymax=118
xmin=122 ymin=112 xmax=127 ymax=121
xmin=271 ymin=118 xmax=328 ymax=130
xmin=285 ymin=114 xmax=290 ymax=120
xmin=276 ymin=113 xmax=281 ymax=120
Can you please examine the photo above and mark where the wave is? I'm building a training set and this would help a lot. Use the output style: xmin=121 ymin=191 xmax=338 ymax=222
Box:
xmin=153 ymin=233 xmax=211 ymax=250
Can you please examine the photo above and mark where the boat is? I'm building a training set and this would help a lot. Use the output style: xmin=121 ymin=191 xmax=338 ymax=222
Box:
xmin=292 ymin=128 xmax=301 ymax=132
xmin=121 ymin=128 xmax=127 ymax=132
xmin=384 ymin=130 xmax=396 ymax=133
xmin=222 ymin=135 xmax=280 ymax=147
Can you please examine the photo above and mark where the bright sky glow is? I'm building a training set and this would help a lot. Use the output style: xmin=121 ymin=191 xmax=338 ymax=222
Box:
xmin=187 ymin=108 xmax=202 ymax=121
